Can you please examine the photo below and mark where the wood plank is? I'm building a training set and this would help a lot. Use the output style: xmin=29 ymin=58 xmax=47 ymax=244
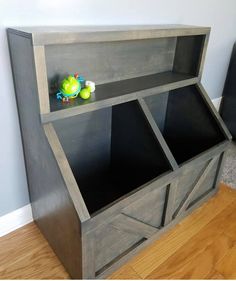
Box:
xmin=146 ymin=199 xmax=236 ymax=279
xmin=111 ymin=214 xmax=158 ymax=239
xmin=146 ymin=232 xmax=233 ymax=279
xmin=138 ymin=98 xmax=178 ymax=170
xmin=174 ymin=156 xmax=218 ymax=218
xmin=207 ymin=270 xmax=225 ymax=279
xmin=33 ymin=45 xmax=50 ymax=114
xmin=46 ymin=38 xmax=176 ymax=86
xmin=125 ymin=184 xmax=236 ymax=278
xmin=41 ymin=75 xmax=199 ymax=123
xmin=81 ymin=232 xmax=95 ymax=279
xmin=215 ymin=244 xmax=236 ymax=279
xmin=0 ymin=184 xmax=235 ymax=280
xmin=0 ymin=223 xmax=69 ymax=279
xmin=109 ymin=265 xmax=141 ymax=280
xmin=8 ymin=25 xmax=211 ymax=46
xmin=163 ymin=180 xmax=179 ymax=225
xmin=43 ymin=123 xmax=90 ymax=222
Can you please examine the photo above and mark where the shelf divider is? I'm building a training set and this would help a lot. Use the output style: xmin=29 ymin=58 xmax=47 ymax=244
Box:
xmin=138 ymin=98 xmax=178 ymax=171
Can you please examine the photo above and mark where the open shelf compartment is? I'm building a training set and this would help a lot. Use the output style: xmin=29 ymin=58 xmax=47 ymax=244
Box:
xmin=46 ymin=35 xmax=206 ymax=116
xmin=144 ymin=84 xmax=226 ymax=165
xmin=52 ymin=100 xmax=172 ymax=215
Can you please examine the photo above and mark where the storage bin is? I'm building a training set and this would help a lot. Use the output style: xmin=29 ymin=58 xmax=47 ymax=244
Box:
xmin=8 ymin=25 xmax=231 ymax=279
xmin=53 ymin=101 xmax=171 ymax=214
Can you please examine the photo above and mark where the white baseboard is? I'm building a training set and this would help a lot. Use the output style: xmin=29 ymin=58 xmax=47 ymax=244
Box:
xmin=0 ymin=204 xmax=33 ymax=237
xmin=0 ymin=96 xmax=222 ymax=238
xmin=212 ymin=97 xmax=222 ymax=111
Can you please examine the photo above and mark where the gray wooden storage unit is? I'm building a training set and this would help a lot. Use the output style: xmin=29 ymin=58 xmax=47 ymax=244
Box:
xmin=7 ymin=25 xmax=231 ymax=279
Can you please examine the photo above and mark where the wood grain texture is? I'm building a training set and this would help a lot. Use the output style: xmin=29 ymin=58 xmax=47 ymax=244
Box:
xmin=0 ymin=223 xmax=69 ymax=279
xmin=109 ymin=183 xmax=236 ymax=279
xmin=7 ymin=25 xmax=210 ymax=46
xmin=8 ymin=32 xmax=84 ymax=279
xmin=1 ymin=184 xmax=236 ymax=279
xmin=33 ymin=45 xmax=50 ymax=114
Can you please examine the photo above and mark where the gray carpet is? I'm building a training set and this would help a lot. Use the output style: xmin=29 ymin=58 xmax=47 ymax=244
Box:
xmin=222 ymin=141 xmax=236 ymax=188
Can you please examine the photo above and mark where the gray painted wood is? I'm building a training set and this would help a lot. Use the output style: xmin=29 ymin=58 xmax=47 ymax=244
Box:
xmin=97 ymin=187 xmax=218 ymax=279
xmin=122 ymin=184 xmax=167 ymax=228
xmin=8 ymin=25 xmax=231 ymax=279
xmin=82 ymin=170 xmax=178 ymax=234
xmin=174 ymin=156 xmax=219 ymax=218
xmin=33 ymin=45 xmax=50 ymax=114
xmin=94 ymin=217 xmax=142 ymax=273
xmin=212 ymin=152 xmax=227 ymax=190
xmin=42 ymin=74 xmax=199 ymax=123
xmin=198 ymin=33 xmax=210 ymax=78
xmin=138 ymin=98 xmax=178 ymax=170
xmin=45 ymin=38 xmax=176 ymax=86
xmin=43 ymin=123 xmax=90 ymax=222
xmin=7 ymin=32 xmax=83 ymax=279
xmin=162 ymin=179 xmax=179 ymax=226
xmin=7 ymin=25 xmax=210 ymax=46
xmin=81 ymin=231 xmax=95 ymax=279
xmin=190 ymin=155 xmax=220 ymax=203
xmin=111 ymin=213 xmax=158 ymax=239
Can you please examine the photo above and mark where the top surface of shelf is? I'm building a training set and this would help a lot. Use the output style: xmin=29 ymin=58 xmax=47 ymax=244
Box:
xmin=8 ymin=24 xmax=210 ymax=46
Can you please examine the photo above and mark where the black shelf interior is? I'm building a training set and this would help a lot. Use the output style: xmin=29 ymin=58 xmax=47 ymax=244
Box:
xmin=53 ymin=100 xmax=171 ymax=214
xmin=145 ymin=85 xmax=226 ymax=164
xmin=49 ymin=71 xmax=195 ymax=113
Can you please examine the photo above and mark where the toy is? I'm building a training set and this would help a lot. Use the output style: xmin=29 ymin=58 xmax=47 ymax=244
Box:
xmin=85 ymin=80 xmax=96 ymax=93
xmin=56 ymin=73 xmax=95 ymax=102
xmin=57 ymin=74 xmax=81 ymax=102
xmin=80 ymin=87 xmax=91 ymax=100
xmin=74 ymin=73 xmax=86 ymax=88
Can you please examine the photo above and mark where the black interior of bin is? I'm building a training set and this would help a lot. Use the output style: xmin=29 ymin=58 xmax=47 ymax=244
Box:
xmin=53 ymin=101 xmax=171 ymax=214
xmin=145 ymin=86 xmax=225 ymax=164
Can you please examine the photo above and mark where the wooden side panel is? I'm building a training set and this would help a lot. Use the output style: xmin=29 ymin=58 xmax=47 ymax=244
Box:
xmin=122 ymin=185 xmax=167 ymax=228
xmin=174 ymin=155 xmax=221 ymax=216
xmin=94 ymin=218 xmax=143 ymax=274
xmin=45 ymin=37 xmax=177 ymax=87
xmin=7 ymin=32 xmax=83 ymax=279
xmin=190 ymin=154 xmax=222 ymax=204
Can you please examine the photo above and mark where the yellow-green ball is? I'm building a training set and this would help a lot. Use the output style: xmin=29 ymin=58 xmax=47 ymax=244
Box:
xmin=80 ymin=88 xmax=91 ymax=100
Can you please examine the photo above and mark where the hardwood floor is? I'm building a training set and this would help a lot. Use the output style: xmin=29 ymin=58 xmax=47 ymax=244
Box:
xmin=0 ymin=183 xmax=236 ymax=279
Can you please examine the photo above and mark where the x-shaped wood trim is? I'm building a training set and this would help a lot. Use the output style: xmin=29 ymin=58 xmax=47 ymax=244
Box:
xmin=111 ymin=213 xmax=158 ymax=239
xmin=173 ymin=156 xmax=218 ymax=219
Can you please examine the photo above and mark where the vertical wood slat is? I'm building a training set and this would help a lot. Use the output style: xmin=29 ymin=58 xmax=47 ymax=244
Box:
xmin=82 ymin=231 xmax=95 ymax=279
xmin=197 ymin=32 xmax=210 ymax=78
xmin=173 ymin=156 xmax=219 ymax=218
xmin=138 ymin=98 xmax=178 ymax=171
xmin=43 ymin=123 xmax=90 ymax=222
xmin=33 ymin=46 xmax=50 ymax=114
xmin=162 ymin=179 xmax=179 ymax=226
xmin=213 ymin=152 xmax=227 ymax=190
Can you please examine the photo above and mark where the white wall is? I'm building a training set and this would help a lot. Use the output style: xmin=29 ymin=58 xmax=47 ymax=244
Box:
xmin=0 ymin=0 xmax=236 ymax=216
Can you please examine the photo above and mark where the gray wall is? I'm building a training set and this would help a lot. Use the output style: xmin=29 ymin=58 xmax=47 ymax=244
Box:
xmin=0 ymin=0 xmax=236 ymax=216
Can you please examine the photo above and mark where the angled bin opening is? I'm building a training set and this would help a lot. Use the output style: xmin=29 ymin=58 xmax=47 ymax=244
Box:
xmin=144 ymin=85 xmax=226 ymax=164
xmin=52 ymin=100 xmax=171 ymax=215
